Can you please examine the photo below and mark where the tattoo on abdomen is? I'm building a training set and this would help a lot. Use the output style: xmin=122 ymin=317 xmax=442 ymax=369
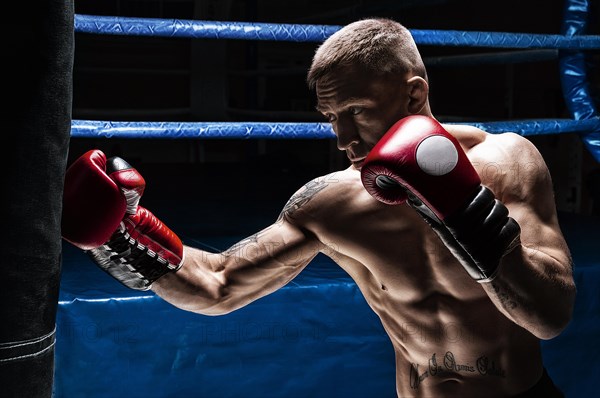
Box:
xmin=409 ymin=352 xmax=506 ymax=390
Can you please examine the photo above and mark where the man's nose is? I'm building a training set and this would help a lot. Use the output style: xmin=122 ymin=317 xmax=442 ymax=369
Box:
xmin=335 ymin=119 xmax=360 ymax=150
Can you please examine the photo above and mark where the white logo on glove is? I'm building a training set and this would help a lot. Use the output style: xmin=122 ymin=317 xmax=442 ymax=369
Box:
xmin=416 ymin=135 xmax=458 ymax=176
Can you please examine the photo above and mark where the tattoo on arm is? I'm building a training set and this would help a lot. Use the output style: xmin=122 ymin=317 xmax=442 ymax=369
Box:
xmin=221 ymin=176 xmax=334 ymax=262
xmin=277 ymin=178 xmax=330 ymax=222
xmin=490 ymin=281 xmax=518 ymax=310
xmin=222 ymin=229 xmax=265 ymax=258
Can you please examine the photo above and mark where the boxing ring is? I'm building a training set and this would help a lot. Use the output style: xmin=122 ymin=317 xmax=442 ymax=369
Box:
xmin=56 ymin=1 xmax=599 ymax=397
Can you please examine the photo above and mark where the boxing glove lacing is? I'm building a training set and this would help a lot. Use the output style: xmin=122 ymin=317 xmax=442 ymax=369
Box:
xmin=88 ymin=225 xmax=181 ymax=290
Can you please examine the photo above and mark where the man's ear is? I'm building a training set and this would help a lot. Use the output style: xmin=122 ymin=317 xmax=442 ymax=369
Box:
xmin=406 ymin=76 xmax=429 ymax=114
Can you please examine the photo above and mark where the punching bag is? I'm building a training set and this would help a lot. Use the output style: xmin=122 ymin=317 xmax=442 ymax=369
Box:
xmin=0 ymin=1 xmax=73 ymax=396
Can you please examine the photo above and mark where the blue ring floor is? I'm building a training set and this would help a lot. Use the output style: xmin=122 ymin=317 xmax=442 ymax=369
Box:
xmin=54 ymin=190 xmax=600 ymax=398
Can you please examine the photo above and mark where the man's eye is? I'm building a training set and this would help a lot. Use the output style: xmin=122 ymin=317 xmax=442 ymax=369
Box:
xmin=350 ymin=107 xmax=363 ymax=115
xmin=326 ymin=113 xmax=337 ymax=122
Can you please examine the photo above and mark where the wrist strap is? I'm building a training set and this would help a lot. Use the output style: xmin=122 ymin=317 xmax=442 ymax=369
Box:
xmin=89 ymin=223 xmax=183 ymax=290
xmin=409 ymin=186 xmax=521 ymax=282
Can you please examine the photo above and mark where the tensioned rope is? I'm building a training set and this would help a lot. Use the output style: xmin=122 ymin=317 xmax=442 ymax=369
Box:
xmin=560 ymin=0 xmax=600 ymax=160
xmin=74 ymin=14 xmax=600 ymax=49
xmin=71 ymin=3 xmax=600 ymax=160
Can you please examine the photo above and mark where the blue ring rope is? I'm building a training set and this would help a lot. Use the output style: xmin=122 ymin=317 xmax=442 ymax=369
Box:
xmin=71 ymin=121 xmax=335 ymax=139
xmin=74 ymin=14 xmax=600 ymax=49
xmin=560 ymin=0 xmax=600 ymax=161
xmin=71 ymin=118 xmax=600 ymax=139
xmin=72 ymin=12 xmax=600 ymax=151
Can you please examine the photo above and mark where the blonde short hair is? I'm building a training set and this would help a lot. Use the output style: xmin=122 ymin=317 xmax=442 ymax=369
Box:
xmin=307 ymin=18 xmax=426 ymax=90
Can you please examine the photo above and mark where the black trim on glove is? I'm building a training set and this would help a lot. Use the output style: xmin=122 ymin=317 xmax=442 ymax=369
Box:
xmin=88 ymin=224 xmax=174 ymax=291
xmin=408 ymin=186 xmax=521 ymax=282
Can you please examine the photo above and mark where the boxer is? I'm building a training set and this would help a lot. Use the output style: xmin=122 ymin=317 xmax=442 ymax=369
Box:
xmin=63 ymin=18 xmax=574 ymax=397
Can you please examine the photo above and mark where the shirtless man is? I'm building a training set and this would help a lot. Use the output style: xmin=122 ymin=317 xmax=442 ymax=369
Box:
xmin=62 ymin=18 xmax=575 ymax=397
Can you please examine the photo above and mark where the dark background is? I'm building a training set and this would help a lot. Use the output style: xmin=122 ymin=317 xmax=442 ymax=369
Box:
xmin=69 ymin=0 xmax=600 ymax=217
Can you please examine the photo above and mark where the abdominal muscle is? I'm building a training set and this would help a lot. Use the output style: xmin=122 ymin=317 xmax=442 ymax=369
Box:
xmin=383 ymin=294 xmax=543 ymax=397
xmin=340 ymin=247 xmax=544 ymax=398
xmin=300 ymin=167 xmax=544 ymax=397
xmin=313 ymin=196 xmax=542 ymax=397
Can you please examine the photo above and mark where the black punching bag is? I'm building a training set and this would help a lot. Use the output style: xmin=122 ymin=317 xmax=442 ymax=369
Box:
xmin=0 ymin=1 xmax=73 ymax=397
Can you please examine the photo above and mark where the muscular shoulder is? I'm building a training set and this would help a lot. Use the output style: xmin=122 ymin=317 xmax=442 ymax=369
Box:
xmin=469 ymin=131 xmax=553 ymax=208
xmin=278 ymin=168 xmax=366 ymax=225
xmin=444 ymin=123 xmax=537 ymax=156
xmin=477 ymin=131 xmax=543 ymax=164
xmin=442 ymin=124 xmax=548 ymax=184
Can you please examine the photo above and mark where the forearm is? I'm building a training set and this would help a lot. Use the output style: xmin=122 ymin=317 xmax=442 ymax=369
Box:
xmin=62 ymin=149 xmax=322 ymax=310
xmin=152 ymin=223 xmax=323 ymax=315
xmin=151 ymin=246 xmax=230 ymax=315
xmin=481 ymin=244 xmax=575 ymax=339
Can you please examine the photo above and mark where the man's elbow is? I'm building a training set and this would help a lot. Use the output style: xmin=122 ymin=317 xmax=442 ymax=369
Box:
xmin=187 ymin=282 xmax=239 ymax=316
xmin=534 ymin=320 xmax=570 ymax=340
xmin=533 ymin=284 xmax=576 ymax=340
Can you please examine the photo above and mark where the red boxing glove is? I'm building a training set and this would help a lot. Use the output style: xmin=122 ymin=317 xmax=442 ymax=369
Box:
xmin=361 ymin=116 xmax=520 ymax=282
xmin=361 ymin=116 xmax=481 ymax=216
xmin=62 ymin=150 xmax=128 ymax=250
xmin=62 ymin=149 xmax=184 ymax=290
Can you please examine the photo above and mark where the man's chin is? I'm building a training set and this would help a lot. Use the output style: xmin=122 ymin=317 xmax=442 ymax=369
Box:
xmin=351 ymin=160 xmax=364 ymax=170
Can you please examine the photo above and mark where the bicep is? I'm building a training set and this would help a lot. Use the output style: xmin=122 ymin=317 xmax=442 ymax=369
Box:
xmin=499 ymin=136 xmax=572 ymax=267
xmin=153 ymin=220 xmax=322 ymax=315
xmin=222 ymin=220 xmax=322 ymax=270
xmin=218 ymin=219 xmax=324 ymax=304
xmin=216 ymin=177 xmax=333 ymax=308
xmin=509 ymin=199 xmax=571 ymax=269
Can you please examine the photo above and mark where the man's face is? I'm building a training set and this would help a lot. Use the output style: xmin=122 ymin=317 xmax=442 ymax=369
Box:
xmin=315 ymin=66 xmax=409 ymax=170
